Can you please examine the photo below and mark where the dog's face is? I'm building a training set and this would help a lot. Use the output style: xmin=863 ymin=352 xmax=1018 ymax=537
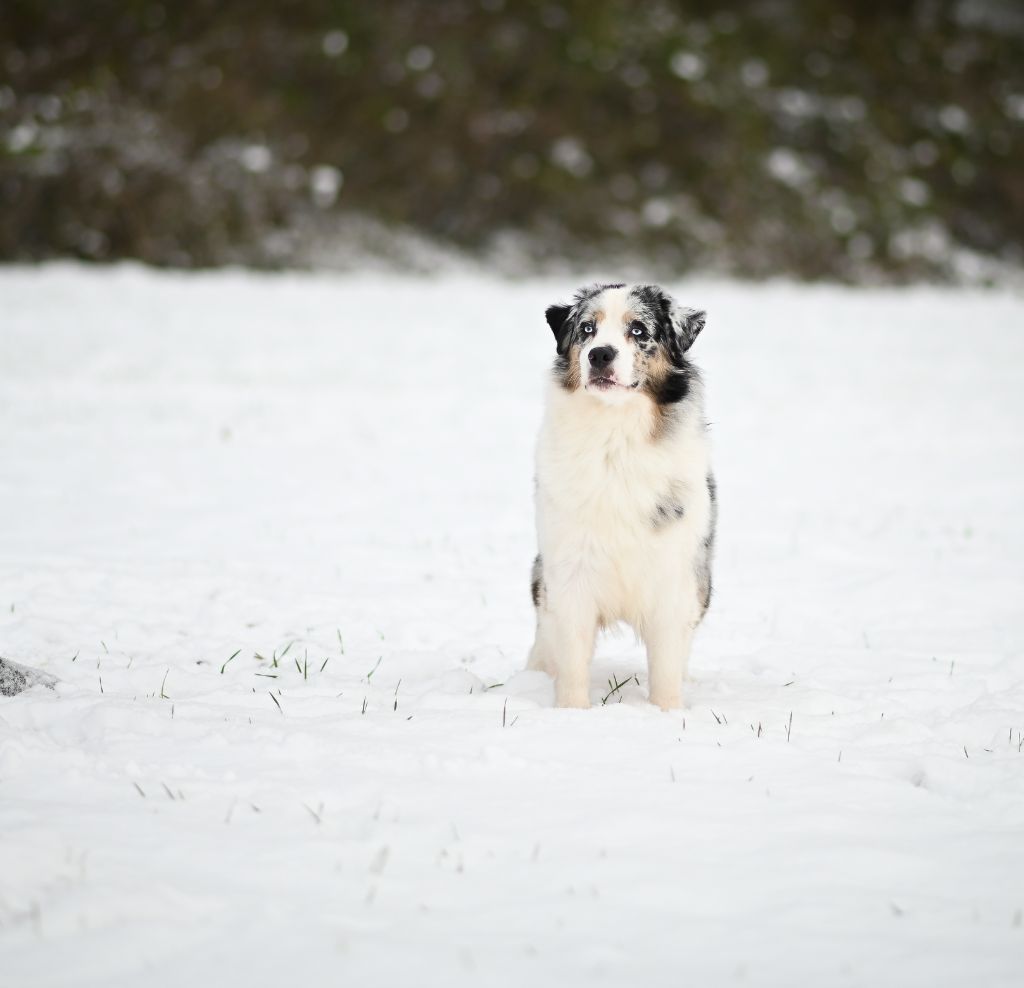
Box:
xmin=545 ymin=283 xmax=706 ymax=405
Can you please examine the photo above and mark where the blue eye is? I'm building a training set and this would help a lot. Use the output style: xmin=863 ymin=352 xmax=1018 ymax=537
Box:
xmin=581 ymin=322 xmax=596 ymax=335
xmin=630 ymin=322 xmax=646 ymax=337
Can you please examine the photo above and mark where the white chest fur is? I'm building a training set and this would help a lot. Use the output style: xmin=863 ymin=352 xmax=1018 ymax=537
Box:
xmin=534 ymin=382 xmax=711 ymax=627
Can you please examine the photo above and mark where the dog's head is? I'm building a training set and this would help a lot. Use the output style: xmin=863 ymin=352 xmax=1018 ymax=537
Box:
xmin=545 ymin=283 xmax=706 ymax=405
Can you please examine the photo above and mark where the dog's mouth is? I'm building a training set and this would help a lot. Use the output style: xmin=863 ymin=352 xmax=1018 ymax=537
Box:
xmin=587 ymin=375 xmax=639 ymax=391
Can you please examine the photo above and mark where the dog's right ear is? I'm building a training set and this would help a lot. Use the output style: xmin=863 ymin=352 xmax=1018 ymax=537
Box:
xmin=545 ymin=304 xmax=573 ymax=355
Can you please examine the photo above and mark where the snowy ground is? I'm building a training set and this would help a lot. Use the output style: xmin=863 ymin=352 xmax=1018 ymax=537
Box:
xmin=1 ymin=264 xmax=1022 ymax=987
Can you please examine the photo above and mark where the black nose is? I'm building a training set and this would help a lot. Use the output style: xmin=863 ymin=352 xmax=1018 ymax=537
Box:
xmin=589 ymin=345 xmax=617 ymax=370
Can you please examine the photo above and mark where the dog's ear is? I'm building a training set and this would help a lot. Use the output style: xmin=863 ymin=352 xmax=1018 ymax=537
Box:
xmin=673 ymin=306 xmax=706 ymax=352
xmin=660 ymin=291 xmax=706 ymax=355
xmin=545 ymin=303 xmax=573 ymax=355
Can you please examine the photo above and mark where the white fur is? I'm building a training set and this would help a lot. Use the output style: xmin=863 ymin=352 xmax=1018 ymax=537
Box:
xmin=527 ymin=306 xmax=712 ymax=710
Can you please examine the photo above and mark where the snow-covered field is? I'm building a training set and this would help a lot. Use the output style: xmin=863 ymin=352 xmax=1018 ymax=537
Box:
xmin=1 ymin=264 xmax=1022 ymax=987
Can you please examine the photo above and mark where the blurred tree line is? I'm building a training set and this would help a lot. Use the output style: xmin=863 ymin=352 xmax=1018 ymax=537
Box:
xmin=2 ymin=0 xmax=1022 ymax=280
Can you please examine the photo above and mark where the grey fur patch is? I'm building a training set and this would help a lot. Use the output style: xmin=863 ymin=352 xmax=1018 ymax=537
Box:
xmin=652 ymin=496 xmax=686 ymax=530
xmin=695 ymin=473 xmax=718 ymax=618
xmin=530 ymin=553 xmax=545 ymax=608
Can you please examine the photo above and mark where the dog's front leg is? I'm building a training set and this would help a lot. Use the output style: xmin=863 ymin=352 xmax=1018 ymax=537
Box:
xmin=645 ymin=612 xmax=695 ymax=711
xmin=546 ymin=595 xmax=597 ymax=709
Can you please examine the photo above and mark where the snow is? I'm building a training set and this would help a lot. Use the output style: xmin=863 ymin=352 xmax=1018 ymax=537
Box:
xmin=1 ymin=264 xmax=1023 ymax=986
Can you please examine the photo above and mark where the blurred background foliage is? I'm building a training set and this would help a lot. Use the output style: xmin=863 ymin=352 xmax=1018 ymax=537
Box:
xmin=2 ymin=0 xmax=1022 ymax=280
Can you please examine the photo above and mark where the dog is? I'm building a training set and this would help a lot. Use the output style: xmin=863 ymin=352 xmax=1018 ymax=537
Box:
xmin=526 ymin=282 xmax=716 ymax=709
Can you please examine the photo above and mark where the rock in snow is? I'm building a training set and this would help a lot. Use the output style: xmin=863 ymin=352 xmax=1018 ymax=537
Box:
xmin=0 ymin=657 xmax=57 ymax=697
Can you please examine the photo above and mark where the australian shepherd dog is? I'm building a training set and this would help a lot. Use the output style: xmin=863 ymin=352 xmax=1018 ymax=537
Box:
xmin=527 ymin=283 xmax=716 ymax=710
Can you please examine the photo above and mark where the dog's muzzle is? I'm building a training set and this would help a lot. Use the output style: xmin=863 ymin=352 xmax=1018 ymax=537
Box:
xmin=588 ymin=345 xmax=616 ymax=371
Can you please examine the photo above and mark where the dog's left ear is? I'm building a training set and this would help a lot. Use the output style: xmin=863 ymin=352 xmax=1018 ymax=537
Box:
xmin=662 ymin=293 xmax=706 ymax=354
xmin=545 ymin=303 xmax=573 ymax=355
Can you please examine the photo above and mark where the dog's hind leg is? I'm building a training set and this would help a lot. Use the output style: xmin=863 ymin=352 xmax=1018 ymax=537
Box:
xmin=526 ymin=554 xmax=555 ymax=674
xmin=526 ymin=610 xmax=555 ymax=675
xmin=526 ymin=555 xmax=597 ymax=707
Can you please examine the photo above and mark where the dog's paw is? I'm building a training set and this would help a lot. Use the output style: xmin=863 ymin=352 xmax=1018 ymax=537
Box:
xmin=649 ymin=691 xmax=682 ymax=711
xmin=555 ymin=684 xmax=591 ymax=709
xmin=556 ymin=696 xmax=592 ymax=710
